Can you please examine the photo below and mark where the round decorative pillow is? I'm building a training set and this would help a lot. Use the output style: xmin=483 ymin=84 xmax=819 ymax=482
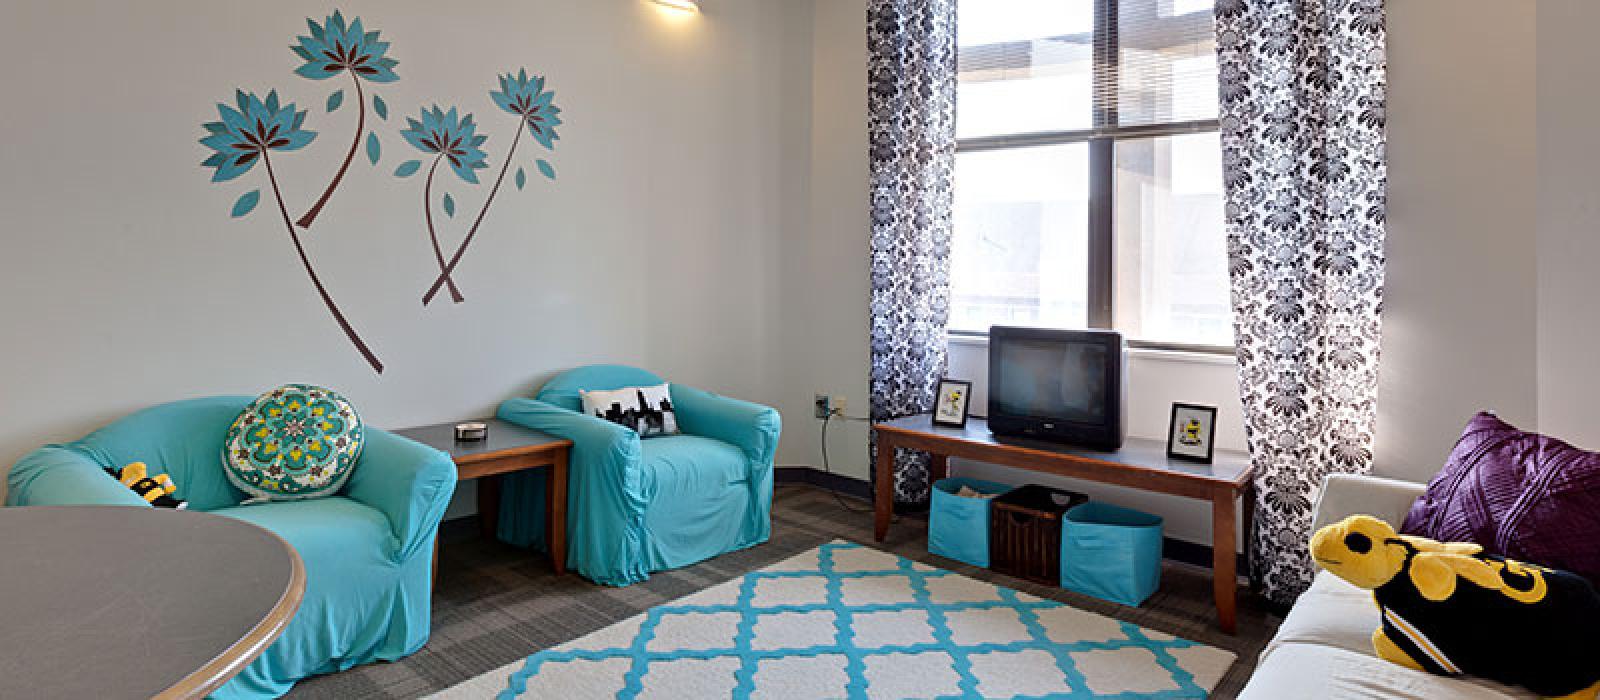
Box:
xmin=224 ymin=384 xmax=363 ymax=501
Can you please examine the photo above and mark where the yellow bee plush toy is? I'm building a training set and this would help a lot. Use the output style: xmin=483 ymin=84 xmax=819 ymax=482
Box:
xmin=1311 ymin=515 xmax=1600 ymax=699
xmin=105 ymin=462 xmax=188 ymax=509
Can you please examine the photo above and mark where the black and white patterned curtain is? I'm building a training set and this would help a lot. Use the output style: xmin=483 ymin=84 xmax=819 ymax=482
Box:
xmin=1216 ymin=0 xmax=1388 ymax=604
xmin=867 ymin=0 xmax=957 ymax=505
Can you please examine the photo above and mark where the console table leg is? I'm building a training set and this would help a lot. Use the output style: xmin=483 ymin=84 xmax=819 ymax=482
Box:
xmin=874 ymin=436 xmax=895 ymax=542
xmin=548 ymin=452 xmax=568 ymax=576
xmin=1212 ymin=490 xmax=1238 ymax=634
xmin=1242 ymin=481 xmax=1256 ymax=590
xmin=477 ymin=474 xmax=502 ymax=540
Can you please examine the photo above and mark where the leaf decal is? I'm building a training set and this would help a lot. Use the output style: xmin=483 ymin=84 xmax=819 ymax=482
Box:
xmin=443 ymin=193 xmax=456 ymax=218
xmin=394 ymin=159 xmax=422 ymax=178
xmin=231 ymin=189 xmax=261 ymax=218
xmin=366 ymin=131 xmax=381 ymax=165
xmin=372 ymin=94 xmax=388 ymax=120
xmin=515 ymin=167 xmax=526 ymax=191
xmin=326 ymin=89 xmax=343 ymax=113
xmin=537 ymin=159 xmax=556 ymax=180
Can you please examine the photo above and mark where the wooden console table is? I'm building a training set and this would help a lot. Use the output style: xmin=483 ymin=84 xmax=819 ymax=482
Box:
xmin=873 ymin=414 xmax=1254 ymax=634
xmin=396 ymin=418 xmax=572 ymax=582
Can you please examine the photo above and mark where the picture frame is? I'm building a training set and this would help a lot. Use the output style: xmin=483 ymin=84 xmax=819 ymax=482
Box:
xmin=932 ymin=378 xmax=973 ymax=428
xmin=1167 ymin=403 xmax=1218 ymax=463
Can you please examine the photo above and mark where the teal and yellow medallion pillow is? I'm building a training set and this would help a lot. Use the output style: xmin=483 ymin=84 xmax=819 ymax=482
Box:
xmin=224 ymin=384 xmax=363 ymax=502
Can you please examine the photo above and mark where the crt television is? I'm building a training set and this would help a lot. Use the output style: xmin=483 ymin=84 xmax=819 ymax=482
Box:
xmin=987 ymin=326 xmax=1127 ymax=449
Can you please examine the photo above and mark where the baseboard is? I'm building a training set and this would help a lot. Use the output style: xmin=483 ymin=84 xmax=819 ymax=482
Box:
xmin=775 ymin=466 xmax=871 ymax=500
xmin=774 ymin=466 xmax=1248 ymax=573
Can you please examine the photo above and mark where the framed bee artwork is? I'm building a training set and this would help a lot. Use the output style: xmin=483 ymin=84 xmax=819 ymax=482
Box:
xmin=1167 ymin=403 xmax=1218 ymax=463
xmin=933 ymin=378 xmax=973 ymax=428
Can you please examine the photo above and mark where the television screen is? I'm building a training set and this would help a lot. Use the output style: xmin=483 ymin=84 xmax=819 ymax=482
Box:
xmin=993 ymin=338 xmax=1109 ymax=426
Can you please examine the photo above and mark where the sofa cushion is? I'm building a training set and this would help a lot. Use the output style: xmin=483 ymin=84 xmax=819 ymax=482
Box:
xmin=224 ymin=385 xmax=364 ymax=502
xmin=1241 ymin=571 xmax=1532 ymax=700
xmin=639 ymin=434 xmax=749 ymax=493
xmin=212 ymin=496 xmax=397 ymax=562
xmin=1400 ymin=412 xmax=1600 ymax=584
xmin=1241 ymin=640 xmax=1533 ymax=700
xmin=1266 ymin=570 xmax=1379 ymax=659
xmin=637 ymin=435 xmax=753 ymax=563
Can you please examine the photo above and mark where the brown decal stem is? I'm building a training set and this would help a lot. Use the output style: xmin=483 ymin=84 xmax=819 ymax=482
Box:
xmin=422 ymin=122 xmax=524 ymax=306
xmin=295 ymin=73 xmax=365 ymax=230
xmin=264 ymin=150 xmax=385 ymax=373
xmin=423 ymin=154 xmax=465 ymax=302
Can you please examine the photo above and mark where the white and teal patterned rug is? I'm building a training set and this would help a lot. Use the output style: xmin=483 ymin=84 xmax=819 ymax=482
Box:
xmin=434 ymin=541 xmax=1235 ymax=699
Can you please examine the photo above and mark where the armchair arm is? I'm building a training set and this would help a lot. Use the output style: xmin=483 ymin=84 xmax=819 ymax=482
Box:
xmin=669 ymin=385 xmax=782 ymax=466
xmin=497 ymin=397 xmax=647 ymax=584
xmin=1310 ymin=473 xmax=1427 ymax=532
xmin=344 ymin=428 xmax=458 ymax=562
xmin=6 ymin=445 xmax=150 ymax=507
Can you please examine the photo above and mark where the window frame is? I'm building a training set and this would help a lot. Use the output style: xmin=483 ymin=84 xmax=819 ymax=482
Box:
xmin=951 ymin=0 xmax=1233 ymax=356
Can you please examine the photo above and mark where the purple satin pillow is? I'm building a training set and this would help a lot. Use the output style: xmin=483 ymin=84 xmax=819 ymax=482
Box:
xmin=1401 ymin=412 xmax=1600 ymax=584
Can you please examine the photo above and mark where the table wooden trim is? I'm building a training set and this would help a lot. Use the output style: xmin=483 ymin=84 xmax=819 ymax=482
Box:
xmin=872 ymin=420 xmax=1253 ymax=634
xmin=157 ymin=532 xmax=306 ymax=699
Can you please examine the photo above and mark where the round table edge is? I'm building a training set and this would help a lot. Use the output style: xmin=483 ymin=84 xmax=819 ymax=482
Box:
xmin=154 ymin=528 xmax=307 ymax=699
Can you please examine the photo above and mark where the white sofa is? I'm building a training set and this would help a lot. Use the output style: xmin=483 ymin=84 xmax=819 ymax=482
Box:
xmin=1238 ymin=474 xmax=1534 ymax=700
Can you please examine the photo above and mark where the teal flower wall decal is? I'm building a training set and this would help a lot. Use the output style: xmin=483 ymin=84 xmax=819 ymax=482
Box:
xmin=418 ymin=69 xmax=565 ymax=306
xmin=198 ymin=88 xmax=384 ymax=374
xmin=398 ymin=105 xmax=490 ymax=303
xmin=291 ymin=10 xmax=400 ymax=229
xmin=291 ymin=10 xmax=399 ymax=83
xmin=400 ymin=106 xmax=490 ymax=183
xmin=201 ymin=89 xmax=316 ymax=182
xmin=490 ymin=69 xmax=563 ymax=150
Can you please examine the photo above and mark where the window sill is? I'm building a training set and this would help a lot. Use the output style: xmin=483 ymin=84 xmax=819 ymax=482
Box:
xmin=946 ymin=332 xmax=1237 ymax=367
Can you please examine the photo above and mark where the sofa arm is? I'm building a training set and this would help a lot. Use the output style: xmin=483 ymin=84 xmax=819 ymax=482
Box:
xmin=498 ymin=397 xmax=648 ymax=583
xmin=344 ymin=428 xmax=458 ymax=562
xmin=1311 ymin=473 xmax=1427 ymax=532
xmin=6 ymin=445 xmax=151 ymax=508
xmin=498 ymin=397 xmax=641 ymax=458
xmin=670 ymin=385 xmax=782 ymax=466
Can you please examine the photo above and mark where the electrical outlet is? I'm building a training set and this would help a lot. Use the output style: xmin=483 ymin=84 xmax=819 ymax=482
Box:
xmin=814 ymin=394 xmax=833 ymax=420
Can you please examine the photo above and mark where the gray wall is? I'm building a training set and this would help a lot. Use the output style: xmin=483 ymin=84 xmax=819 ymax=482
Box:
xmin=0 ymin=0 xmax=803 ymax=502
xmin=1536 ymin=0 xmax=1600 ymax=452
xmin=1376 ymin=0 xmax=1540 ymax=482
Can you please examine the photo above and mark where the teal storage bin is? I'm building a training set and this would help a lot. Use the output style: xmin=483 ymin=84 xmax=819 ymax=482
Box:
xmin=1060 ymin=502 xmax=1164 ymax=607
xmin=929 ymin=477 xmax=1013 ymax=567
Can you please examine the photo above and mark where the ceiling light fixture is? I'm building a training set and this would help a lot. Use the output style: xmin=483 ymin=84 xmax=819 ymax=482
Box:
xmin=651 ymin=0 xmax=699 ymax=12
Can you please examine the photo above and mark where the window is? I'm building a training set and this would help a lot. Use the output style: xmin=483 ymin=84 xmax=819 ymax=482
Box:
xmin=950 ymin=0 xmax=1232 ymax=350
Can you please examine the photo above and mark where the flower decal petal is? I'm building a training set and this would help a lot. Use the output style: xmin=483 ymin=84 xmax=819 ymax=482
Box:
xmin=489 ymin=68 xmax=563 ymax=150
xmin=293 ymin=10 xmax=400 ymax=84
xmin=199 ymin=89 xmax=316 ymax=182
xmin=398 ymin=105 xmax=490 ymax=184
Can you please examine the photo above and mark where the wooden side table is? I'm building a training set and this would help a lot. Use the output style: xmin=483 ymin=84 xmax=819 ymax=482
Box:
xmin=395 ymin=418 xmax=572 ymax=582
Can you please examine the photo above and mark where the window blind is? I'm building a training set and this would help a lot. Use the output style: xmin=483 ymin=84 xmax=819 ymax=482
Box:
xmin=957 ymin=0 xmax=1217 ymax=141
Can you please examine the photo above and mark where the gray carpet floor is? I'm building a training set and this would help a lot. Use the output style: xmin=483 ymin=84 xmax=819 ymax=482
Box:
xmin=289 ymin=483 xmax=1282 ymax=699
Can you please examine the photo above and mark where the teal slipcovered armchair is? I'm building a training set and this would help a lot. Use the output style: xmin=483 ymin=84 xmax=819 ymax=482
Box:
xmin=5 ymin=397 xmax=457 ymax=699
xmin=496 ymin=365 xmax=780 ymax=586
